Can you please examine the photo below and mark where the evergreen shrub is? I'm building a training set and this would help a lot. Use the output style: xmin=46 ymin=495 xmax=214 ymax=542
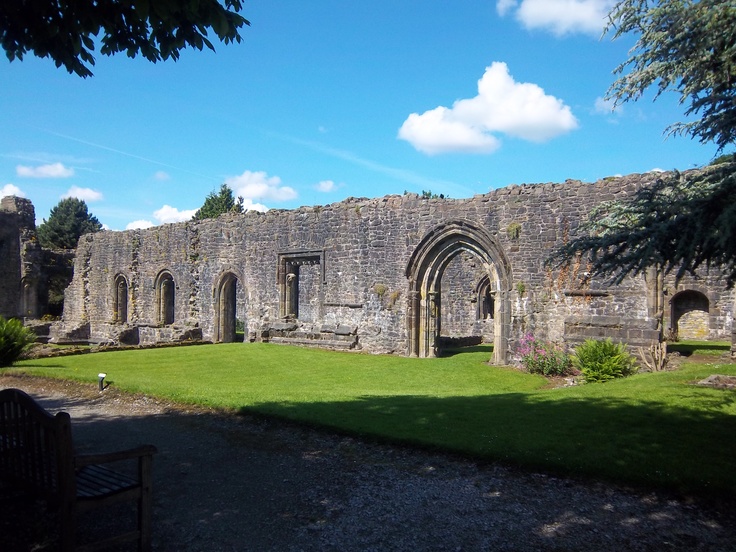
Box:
xmin=572 ymin=338 xmax=637 ymax=383
xmin=0 ymin=317 xmax=36 ymax=367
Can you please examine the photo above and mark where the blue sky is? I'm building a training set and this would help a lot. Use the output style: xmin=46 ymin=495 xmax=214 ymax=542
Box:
xmin=0 ymin=0 xmax=723 ymax=231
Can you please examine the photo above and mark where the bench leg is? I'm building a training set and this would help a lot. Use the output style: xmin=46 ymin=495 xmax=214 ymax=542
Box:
xmin=138 ymin=455 xmax=154 ymax=552
xmin=59 ymin=498 xmax=76 ymax=552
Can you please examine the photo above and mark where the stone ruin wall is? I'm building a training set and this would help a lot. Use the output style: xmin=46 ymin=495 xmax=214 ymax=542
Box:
xmin=0 ymin=197 xmax=43 ymax=320
xmin=55 ymin=172 xmax=733 ymax=361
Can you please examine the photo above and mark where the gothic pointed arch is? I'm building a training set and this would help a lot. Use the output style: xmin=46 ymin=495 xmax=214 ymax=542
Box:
xmin=406 ymin=220 xmax=512 ymax=363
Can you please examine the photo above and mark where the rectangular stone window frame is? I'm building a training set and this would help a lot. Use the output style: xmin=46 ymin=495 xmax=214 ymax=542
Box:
xmin=277 ymin=250 xmax=325 ymax=319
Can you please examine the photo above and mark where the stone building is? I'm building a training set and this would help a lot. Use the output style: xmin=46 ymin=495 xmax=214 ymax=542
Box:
xmin=0 ymin=196 xmax=43 ymax=319
xmin=50 ymin=171 xmax=733 ymax=364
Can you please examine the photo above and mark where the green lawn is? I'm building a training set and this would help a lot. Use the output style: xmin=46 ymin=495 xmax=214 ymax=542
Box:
xmin=5 ymin=342 xmax=736 ymax=497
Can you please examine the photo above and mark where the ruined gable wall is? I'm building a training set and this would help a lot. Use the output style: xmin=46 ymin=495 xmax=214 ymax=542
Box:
xmin=0 ymin=197 xmax=42 ymax=319
xmin=60 ymin=171 xmax=730 ymax=353
xmin=0 ymin=207 xmax=22 ymax=318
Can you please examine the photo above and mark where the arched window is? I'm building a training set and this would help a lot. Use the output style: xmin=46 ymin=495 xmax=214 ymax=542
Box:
xmin=113 ymin=274 xmax=128 ymax=323
xmin=156 ymin=271 xmax=175 ymax=325
xmin=475 ymin=275 xmax=494 ymax=321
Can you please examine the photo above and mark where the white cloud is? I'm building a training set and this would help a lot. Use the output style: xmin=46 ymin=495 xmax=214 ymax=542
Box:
xmin=154 ymin=171 xmax=171 ymax=181
xmin=496 ymin=0 xmax=518 ymax=16
xmin=1 ymin=184 xmax=25 ymax=198
xmin=316 ymin=180 xmax=336 ymax=192
xmin=126 ymin=220 xmax=154 ymax=230
xmin=225 ymin=170 xmax=298 ymax=202
xmin=16 ymin=162 xmax=75 ymax=178
xmin=62 ymin=186 xmax=103 ymax=202
xmin=153 ymin=205 xmax=197 ymax=224
xmin=497 ymin=0 xmax=615 ymax=36
xmin=242 ymin=199 xmax=269 ymax=213
xmin=398 ymin=62 xmax=578 ymax=155
xmin=594 ymin=96 xmax=622 ymax=115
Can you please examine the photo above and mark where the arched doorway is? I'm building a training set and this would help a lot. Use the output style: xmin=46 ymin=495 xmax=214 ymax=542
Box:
xmin=406 ymin=221 xmax=512 ymax=364
xmin=215 ymin=272 xmax=245 ymax=343
xmin=155 ymin=271 xmax=175 ymax=325
xmin=113 ymin=274 xmax=128 ymax=323
xmin=671 ymin=289 xmax=710 ymax=340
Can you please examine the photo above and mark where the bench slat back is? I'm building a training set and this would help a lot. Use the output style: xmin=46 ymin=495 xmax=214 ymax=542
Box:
xmin=0 ymin=388 xmax=75 ymax=501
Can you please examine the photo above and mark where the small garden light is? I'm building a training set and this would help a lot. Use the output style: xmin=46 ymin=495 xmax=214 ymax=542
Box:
xmin=98 ymin=373 xmax=107 ymax=392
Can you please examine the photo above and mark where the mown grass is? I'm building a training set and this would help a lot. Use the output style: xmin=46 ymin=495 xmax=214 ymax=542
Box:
xmin=668 ymin=340 xmax=731 ymax=357
xmin=5 ymin=342 xmax=736 ymax=497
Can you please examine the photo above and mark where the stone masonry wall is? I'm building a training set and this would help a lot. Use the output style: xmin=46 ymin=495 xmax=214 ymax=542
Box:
xmin=56 ymin=172 xmax=732 ymax=359
xmin=0 ymin=197 xmax=43 ymax=319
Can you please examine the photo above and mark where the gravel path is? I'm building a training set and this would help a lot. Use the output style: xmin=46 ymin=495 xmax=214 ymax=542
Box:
xmin=1 ymin=374 xmax=735 ymax=551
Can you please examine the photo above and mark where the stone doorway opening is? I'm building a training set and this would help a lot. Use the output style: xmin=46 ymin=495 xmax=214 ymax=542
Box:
xmin=215 ymin=272 xmax=245 ymax=343
xmin=406 ymin=221 xmax=512 ymax=364
xmin=671 ymin=289 xmax=710 ymax=340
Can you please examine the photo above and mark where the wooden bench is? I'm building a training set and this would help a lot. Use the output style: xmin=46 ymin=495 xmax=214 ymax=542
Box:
xmin=0 ymin=387 xmax=157 ymax=552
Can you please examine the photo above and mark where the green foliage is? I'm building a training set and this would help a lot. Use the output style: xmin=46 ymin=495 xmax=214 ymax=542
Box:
xmin=572 ymin=338 xmax=637 ymax=383
xmin=373 ymin=283 xmax=387 ymax=297
xmin=517 ymin=334 xmax=571 ymax=376
xmin=711 ymin=152 xmax=736 ymax=166
xmin=192 ymin=184 xmax=244 ymax=220
xmin=37 ymin=198 xmax=102 ymax=249
xmin=421 ymin=190 xmax=447 ymax=199
xmin=555 ymin=1 xmax=736 ymax=285
xmin=551 ymin=164 xmax=736 ymax=285
xmin=0 ymin=317 xmax=36 ymax=367
xmin=0 ymin=0 xmax=249 ymax=78
xmin=507 ymin=222 xmax=522 ymax=240
xmin=606 ymin=0 xmax=736 ymax=151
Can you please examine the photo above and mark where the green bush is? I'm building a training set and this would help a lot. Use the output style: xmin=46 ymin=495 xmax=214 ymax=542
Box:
xmin=0 ymin=317 xmax=36 ymax=367
xmin=517 ymin=333 xmax=571 ymax=376
xmin=572 ymin=338 xmax=637 ymax=383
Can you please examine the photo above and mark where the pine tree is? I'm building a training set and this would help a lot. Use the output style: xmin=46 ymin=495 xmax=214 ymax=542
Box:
xmin=37 ymin=198 xmax=102 ymax=249
xmin=192 ymin=184 xmax=244 ymax=220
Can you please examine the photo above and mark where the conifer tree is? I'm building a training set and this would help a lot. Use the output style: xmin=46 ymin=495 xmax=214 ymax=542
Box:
xmin=551 ymin=0 xmax=736 ymax=284
xmin=192 ymin=184 xmax=244 ymax=220
xmin=37 ymin=197 xmax=102 ymax=249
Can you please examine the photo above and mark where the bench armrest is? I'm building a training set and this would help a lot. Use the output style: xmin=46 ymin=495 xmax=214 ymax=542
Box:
xmin=75 ymin=445 xmax=157 ymax=467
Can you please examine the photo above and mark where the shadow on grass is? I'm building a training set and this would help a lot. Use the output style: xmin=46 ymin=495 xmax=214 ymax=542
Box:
xmin=669 ymin=341 xmax=731 ymax=357
xmin=439 ymin=344 xmax=493 ymax=358
xmin=2 ymin=377 xmax=736 ymax=551
xmin=242 ymin=391 xmax=736 ymax=498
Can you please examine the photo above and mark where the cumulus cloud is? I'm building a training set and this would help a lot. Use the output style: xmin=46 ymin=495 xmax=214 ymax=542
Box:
xmin=398 ymin=62 xmax=578 ymax=155
xmin=62 ymin=186 xmax=103 ymax=202
xmin=316 ymin=180 xmax=336 ymax=192
xmin=1 ymin=184 xmax=25 ymax=198
xmin=154 ymin=171 xmax=171 ymax=181
xmin=225 ymin=170 xmax=297 ymax=202
xmin=497 ymin=0 xmax=615 ymax=36
xmin=16 ymin=162 xmax=75 ymax=178
xmin=126 ymin=220 xmax=154 ymax=230
xmin=153 ymin=205 xmax=197 ymax=224
xmin=242 ymin=199 xmax=269 ymax=213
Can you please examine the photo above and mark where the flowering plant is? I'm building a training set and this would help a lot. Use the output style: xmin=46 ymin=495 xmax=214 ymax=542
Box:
xmin=517 ymin=333 xmax=571 ymax=376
